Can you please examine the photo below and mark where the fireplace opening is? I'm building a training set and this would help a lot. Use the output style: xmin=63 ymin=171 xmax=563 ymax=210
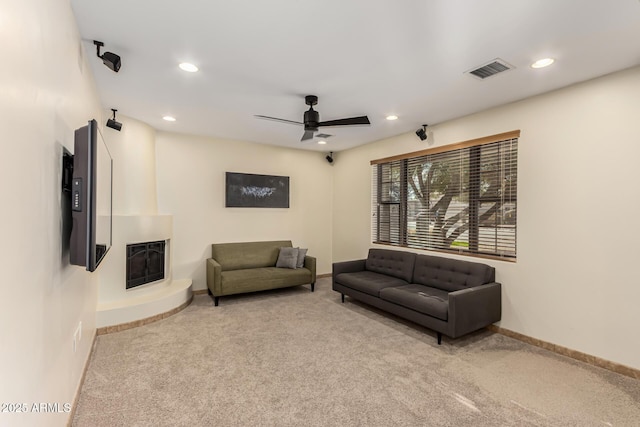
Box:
xmin=126 ymin=240 xmax=165 ymax=289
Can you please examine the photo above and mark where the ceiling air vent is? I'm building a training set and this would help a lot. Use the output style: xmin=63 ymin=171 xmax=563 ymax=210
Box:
xmin=466 ymin=59 xmax=514 ymax=80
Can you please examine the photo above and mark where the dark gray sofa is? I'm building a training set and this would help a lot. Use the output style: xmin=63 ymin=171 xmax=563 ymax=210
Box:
xmin=332 ymin=248 xmax=501 ymax=344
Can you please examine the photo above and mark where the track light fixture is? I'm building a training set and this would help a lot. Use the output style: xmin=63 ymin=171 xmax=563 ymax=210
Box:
xmin=94 ymin=40 xmax=121 ymax=72
xmin=416 ymin=124 xmax=428 ymax=141
xmin=326 ymin=151 xmax=334 ymax=164
xmin=106 ymin=109 xmax=122 ymax=131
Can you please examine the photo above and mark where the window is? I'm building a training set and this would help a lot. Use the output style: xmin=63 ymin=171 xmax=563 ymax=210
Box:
xmin=372 ymin=131 xmax=519 ymax=260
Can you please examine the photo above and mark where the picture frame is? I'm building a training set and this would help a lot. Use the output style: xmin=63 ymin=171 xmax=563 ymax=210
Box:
xmin=225 ymin=172 xmax=290 ymax=208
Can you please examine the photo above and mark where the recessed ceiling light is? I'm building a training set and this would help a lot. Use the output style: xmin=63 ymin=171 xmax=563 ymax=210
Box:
xmin=317 ymin=140 xmax=327 ymax=145
xmin=531 ymin=58 xmax=554 ymax=69
xmin=178 ymin=62 xmax=198 ymax=72
xmin=386 ymin=115 xmax=398 ymax=121
xmin=162 ymin=116 xmax=176 ymax=122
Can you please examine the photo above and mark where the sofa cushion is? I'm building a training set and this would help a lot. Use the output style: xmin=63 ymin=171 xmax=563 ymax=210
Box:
xmin=276 ymin=247 xmax=299 ymax=269
xmin=379 ymin=285 xmax=449 ymax=321
xmin=221 ymin=267 xmax=311 ymax=295
xmin=212 ymin=241 xmax=292 ymax=271
xmin=365 ymin=249 xmax=416 ymax=282
xmin=412 ymin=255 xmax=495 ymax=292
xmin=335 ymin=271 xmax=408 ymax=297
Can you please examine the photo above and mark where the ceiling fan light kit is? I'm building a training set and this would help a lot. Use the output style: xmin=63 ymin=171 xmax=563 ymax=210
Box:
xmin=256 ymin=95 xmax=370 ymax=142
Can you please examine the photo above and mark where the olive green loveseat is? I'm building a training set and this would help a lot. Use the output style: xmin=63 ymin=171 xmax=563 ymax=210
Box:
xmin=206 ymin=240 xmax=316 ymax=306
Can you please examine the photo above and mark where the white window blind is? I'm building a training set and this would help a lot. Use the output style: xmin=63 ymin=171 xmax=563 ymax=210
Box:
xmin=372 ymin=131 xmax=518 ymax=260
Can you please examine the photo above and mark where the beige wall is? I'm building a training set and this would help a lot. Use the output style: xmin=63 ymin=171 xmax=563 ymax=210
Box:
xmin=104 ymin=115 xmax=158 ymax=215
xmin=333 ymin=66 xmax=640 ymax=371
xmin=155 ymin=132 xmax=334 ymax=291
xmin=0 ymin=0 xmax=103 ymax=425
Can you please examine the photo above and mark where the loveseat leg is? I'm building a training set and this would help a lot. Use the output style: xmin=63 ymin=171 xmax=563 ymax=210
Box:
xmin=341 ymin=293 xmax=345 ymax=303
xmin=311 ymin=282 xmax=315 ymax=292
xmin=214 ymin=296 xmax=219 ymax=307
xmin=437 ymin=332 xmax=442 ymax=345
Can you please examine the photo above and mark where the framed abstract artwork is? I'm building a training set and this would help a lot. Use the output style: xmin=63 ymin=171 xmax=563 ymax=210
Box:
xmin=225 ymin=172 xmax=290 ymax=208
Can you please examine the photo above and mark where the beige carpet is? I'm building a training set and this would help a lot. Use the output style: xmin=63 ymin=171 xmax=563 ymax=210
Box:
xmin=73 ymin=278 xmax=640 ymax=426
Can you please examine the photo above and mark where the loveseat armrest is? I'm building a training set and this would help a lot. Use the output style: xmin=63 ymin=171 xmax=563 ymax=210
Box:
xmin=304 ymin=255 xmax=317 ymax=284
xmin=448 ymin=282 xmax=501 ymax=338
xmin=206 ymin=258 xmax=222 ymax=296
xmin=332 ymin=259 xmax=366 ymax=288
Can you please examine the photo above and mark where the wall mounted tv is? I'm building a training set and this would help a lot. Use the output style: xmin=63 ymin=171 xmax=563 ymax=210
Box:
xmin=69 ymin=119 xmax=113 ymax=272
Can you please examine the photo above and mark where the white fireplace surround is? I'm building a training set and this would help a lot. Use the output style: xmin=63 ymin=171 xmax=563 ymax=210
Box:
xmin=95 ymin=214 xmax=192 ymax=328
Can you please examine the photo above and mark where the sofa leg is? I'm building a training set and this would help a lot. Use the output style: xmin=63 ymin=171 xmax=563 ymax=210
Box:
xmin=214 ymin=296 xmax=219 ymax=307
xmin=341 ymin=293 xmax=345 ymax=303
xmin=437 ymin=332 xmax=442 ymax=345
xmin=311 ymin=282 xmax=315 ymax=292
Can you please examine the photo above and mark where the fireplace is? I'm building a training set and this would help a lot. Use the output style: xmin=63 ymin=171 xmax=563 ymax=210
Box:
xmin=95 ymin=215 xmax=191 ymax=329
xmin=126 ymin=240 xmax=166 ymax=289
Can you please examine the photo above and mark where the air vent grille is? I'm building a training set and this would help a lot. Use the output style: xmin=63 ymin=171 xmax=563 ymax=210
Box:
xmin=467 ymin=59 xmax=513 ymax=80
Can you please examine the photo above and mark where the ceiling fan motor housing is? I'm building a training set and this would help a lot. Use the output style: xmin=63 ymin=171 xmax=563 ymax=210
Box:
xmin=304 ymin=108 xmax=319 ymax=131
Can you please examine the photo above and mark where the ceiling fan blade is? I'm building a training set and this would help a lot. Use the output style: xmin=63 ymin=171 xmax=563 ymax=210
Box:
xmin=254 ymin=115 xmax=303 ymax=125
xmin=301 ymin=130 xmax=315 ymax=141
xmin=318 ymin=116 xmax=370 ymax=127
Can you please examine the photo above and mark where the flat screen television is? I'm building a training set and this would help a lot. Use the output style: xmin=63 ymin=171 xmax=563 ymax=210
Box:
xmin=69 ymin=119 xmax=113 ymax=271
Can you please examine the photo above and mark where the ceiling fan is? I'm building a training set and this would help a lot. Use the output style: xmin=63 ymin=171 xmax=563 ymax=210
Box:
xmin=255 ymin=95 xmax=370 ymax=141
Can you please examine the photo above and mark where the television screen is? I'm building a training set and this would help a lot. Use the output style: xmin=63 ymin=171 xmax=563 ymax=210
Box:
xmin=69 ymin=119 xmax=113 ymax=271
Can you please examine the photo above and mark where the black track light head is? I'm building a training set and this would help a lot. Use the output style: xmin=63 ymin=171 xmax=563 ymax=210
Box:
xmin=106 ymin=109 xmax=122 ymax=131
xmin=416 ymin=124 xmax=428 ymax=141
xmin=326 ymin=151 xmax=334 ymax=164
xmin=94 ymin=40 xmax=121 ymax=72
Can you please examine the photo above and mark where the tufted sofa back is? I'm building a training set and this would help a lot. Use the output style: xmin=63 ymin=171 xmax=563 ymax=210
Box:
xmin=411 ymin=254 xmax=495 ymax=292
xmin=365 ymin=249 xmax=416 ymax=283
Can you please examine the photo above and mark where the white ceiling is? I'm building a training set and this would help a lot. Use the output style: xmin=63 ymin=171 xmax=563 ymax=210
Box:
xmin=71 ymin=0 xmax=640 ymax=152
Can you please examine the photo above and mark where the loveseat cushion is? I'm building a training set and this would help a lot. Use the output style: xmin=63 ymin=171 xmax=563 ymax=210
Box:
xmin=221 ymin=267 xmax=311 ymax=295
xmin=365 ymin=249 xmax=416 ymax=282
xmin=379 ymin=285 xmax=449 ymax=321
xmin=412 ymin=255 xmax=495 ymax=292
xmin=335 ymin=271 xmax=408 ymax=297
